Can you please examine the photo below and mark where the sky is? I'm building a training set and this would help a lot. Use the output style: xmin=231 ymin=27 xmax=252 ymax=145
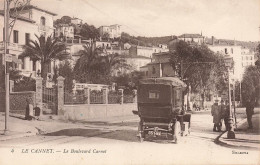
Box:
xmin=1 ymin=0 xmax=260 ymax=41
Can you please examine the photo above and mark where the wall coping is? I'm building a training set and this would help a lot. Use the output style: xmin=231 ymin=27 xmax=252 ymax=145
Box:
xmin=64 ymin=103 xmax=136 ymax=107
xmin=10 ymin=91 xmax=35 ymax=94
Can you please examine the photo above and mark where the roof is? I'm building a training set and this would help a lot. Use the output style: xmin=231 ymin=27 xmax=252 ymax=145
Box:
xmin=10 ymin=5 xmax=57 ymax=16
xmin=139 ymin=77 xmax=187 ymax=88
xmin=147 ymin=61 xmax=170 ymax=65
xmin=122 ymin=55 xmax=151 ymax=59
xmin=178 ymin=34 xmax=204 ymax=38
xmin=0 ymin=11 xmax=35 ymax=23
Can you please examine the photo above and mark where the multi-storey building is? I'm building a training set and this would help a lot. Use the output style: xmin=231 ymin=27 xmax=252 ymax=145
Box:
xmin=55 ymin=24 xmax=74 ymax=39
xmin=241 ymin=47 xmax=255 ymax=70
xmin=207 ymin=38 xmax=243 ymax=80
xmin=129 ymin=45 xmax=153 ymax=58
xmin=152 ymin=44 xmax=169 ymax=54
xmin=99 ymin=24 xmax=121 ymax=39
xmin=178 ymin=33 xmax=205 ymax=45
xmin=0 ymin=5 xmax=56 ymax=77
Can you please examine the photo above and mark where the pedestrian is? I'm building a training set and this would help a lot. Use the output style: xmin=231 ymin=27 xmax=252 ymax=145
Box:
xmin=211 ymin=100 xmax=221 ymax=132
xmin=34 ymin=103 xmax=41 ymax=120
xmin=219 ymin=100 xmax=226 ymax=131
xmin=222 ymin=101 xmax=230 ymax=131
xmin=245 ymin=100 xmax=255 ymax=129
xmin=25 ymin=97 xmax=34 ymax=120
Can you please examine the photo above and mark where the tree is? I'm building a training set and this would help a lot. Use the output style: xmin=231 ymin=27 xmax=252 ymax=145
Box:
xmin=19 ymin=35 xmax=69 ymax=82
xmin=241 ymin=66 xmax=260 ymax=105
xmin=80 ymin=23 xmax=100 ymax=40
xmin=73 ymin=45 xmax=104 ymax=83
xmin=169 ymin=41 xmax=227 ymax=108
xmin=241 ymin=65 xmax=260 ymax=128
xmin=56 ymin=60 xmax=74 ymax=91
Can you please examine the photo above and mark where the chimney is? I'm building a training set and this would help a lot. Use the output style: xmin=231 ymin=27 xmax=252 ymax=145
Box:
xmin=212 ymin=36 xmax=215 ymax=45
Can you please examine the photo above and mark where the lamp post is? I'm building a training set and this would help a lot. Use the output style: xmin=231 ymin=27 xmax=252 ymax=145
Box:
xmin=224 ymin=56 xmax=235 ymax=139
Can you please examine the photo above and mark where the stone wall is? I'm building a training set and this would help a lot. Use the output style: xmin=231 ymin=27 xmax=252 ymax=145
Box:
xmin=61 ymin=103 xmax=137 ymax=121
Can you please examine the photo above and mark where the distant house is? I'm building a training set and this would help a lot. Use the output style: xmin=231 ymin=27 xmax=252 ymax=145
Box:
xmin=129 ymin=45 xmax=153 ymax=58
xmin=140 ymin=52 xmax=175 ymax=78
xmin=55 ymin=24 xmax=74 ymax=39
xmin=99 ymin=24 xmax=121 ymax=39
xmin=71 ymin=17 xmax=82 ymax=25
xmin=178 ymin=33 xmax=205 ymax=45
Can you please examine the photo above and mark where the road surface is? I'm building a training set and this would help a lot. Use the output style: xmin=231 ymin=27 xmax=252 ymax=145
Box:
xmin=0 ymin=111 xmax=259 ymax=165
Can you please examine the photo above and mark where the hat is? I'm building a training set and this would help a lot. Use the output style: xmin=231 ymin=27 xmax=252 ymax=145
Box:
xmin=214 ymin=100 xmax=219 ymax=103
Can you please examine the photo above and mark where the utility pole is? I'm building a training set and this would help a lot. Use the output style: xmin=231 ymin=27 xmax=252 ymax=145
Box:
xmin=4 ymin=0 xmax=10 ymax=134
xmin=3 ymin=0 xmax=31 ymax=134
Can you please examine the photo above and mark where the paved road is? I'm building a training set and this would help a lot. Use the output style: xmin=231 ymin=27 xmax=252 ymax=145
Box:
xmin=0 ymin=111 xmax=259 ymax=165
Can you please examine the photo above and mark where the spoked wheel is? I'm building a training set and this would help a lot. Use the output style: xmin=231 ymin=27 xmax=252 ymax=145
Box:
xmin=173 ymin=121 xmax=181 ymax=144
xmin=138 ymin=120 xmax=145 ymax=142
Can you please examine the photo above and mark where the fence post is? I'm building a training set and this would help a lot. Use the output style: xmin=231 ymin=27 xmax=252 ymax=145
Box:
xmin=9 ymin=80 xmax=14 ymax=92
xmin=102 ymin=88 xmax=108 ymax=104
xmin=84 ymin=88 xmax=90 ymax=104
xmin=133 ymin=89 xmax=137 ymax=103
xmin=57 ymin=76 xmax=65 ymax=115
xmin=119 ymin=89 xmax=124 ymax=104
xmin=35 ymin=77 xmax=43 ymax=115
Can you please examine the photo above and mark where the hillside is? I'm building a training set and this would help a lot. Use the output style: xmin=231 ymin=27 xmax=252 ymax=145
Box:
xmin=121 ymin=32 xmax=177 ymax=47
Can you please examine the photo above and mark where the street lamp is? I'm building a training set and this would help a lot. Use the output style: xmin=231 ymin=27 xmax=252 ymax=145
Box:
xmin=224 ymin=56 xmax=235 ymax=139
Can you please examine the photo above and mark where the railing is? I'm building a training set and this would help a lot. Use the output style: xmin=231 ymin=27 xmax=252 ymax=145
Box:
xmin=90 ymin=92 xmax=104 ymax=104
xmin=123 ymin=95 xmax=134 ymax=103
xmin=64 ymin=91 xmax=88 ymax=104
xmin=108 ymin=93 xmax=121 ymax=104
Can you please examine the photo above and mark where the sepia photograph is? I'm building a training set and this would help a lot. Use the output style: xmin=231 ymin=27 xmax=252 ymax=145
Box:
xmin=0 ymin=0 xmax=259 ymax=164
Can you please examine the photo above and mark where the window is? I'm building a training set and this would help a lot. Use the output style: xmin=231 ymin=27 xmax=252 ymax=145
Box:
xmin=231 ymin=48 xmax=233 ymax=54
xmin=2 ymin=28 xmax=4 ymax=41
xmin=149 ymin=90 xmax=160 ymax=99
xmin=250 ymin=56 xmax=253 ymax=60
xmin=32 ymin=61 xmax=36 ymax=71
xmin=21 ymin=58 xmax=25 ymax=69
xmin=40 ymin=16 xmax=46 ymax=26
xmin=174 ymin=89 xmax=182 ymax=107
xmin=225 ymin=48 xmax=227 ymax=54
xmin=25 ymin=33 xmax=30 ymax=45
xmin=152 ymin=66 xmax=156 ymax=74
xmin=13 ymin=30 xmax=19 ymax=43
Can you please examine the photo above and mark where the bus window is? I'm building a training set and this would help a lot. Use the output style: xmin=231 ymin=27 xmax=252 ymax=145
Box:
xmin=175 ymin=89 xmax=182 ymax=107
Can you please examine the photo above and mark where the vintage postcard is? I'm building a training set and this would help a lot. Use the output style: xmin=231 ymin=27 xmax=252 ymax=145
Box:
xmin=0 ymin=0 xmax=260 ymax=164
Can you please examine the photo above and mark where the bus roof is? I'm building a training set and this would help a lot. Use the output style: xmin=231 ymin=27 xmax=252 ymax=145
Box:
xmin=139 ymin=77 xmax=187 ymax=88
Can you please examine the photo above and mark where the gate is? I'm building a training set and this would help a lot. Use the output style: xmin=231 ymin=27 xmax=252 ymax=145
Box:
xmin=42 ymin=85 xmax=57 ymax=114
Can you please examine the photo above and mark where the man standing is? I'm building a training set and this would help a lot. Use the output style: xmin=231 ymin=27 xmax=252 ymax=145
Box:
xmin=211 ymin=100 xmax=221 ymax=132
xmin=245 ymin=100 xmax=255 ymax=129
xmin=219 ymin=100 xmax=226 ymax=131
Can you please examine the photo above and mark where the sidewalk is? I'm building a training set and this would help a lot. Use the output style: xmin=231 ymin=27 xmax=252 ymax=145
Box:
xmin=217 ymin=109 xmax=260 ymax=150
xmin=0 ymin=113 xmax=38 ymax=141
xmin=0 ymin=112 xmax=139 ymax=141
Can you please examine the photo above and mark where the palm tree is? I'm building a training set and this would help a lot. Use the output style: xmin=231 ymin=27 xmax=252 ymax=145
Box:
xmin=73 ymin=44 xmax=102 ymax=83
xmin=19 ymin=35 xmax=69 ymax=82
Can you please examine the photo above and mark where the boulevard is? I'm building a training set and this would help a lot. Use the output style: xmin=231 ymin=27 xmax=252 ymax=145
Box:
xmin=0 ymin=110 xmax=259 ymax=164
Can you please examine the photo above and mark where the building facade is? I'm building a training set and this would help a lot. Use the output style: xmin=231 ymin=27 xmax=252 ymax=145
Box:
xmin=99 ymin=24 xmax=121 ymax=39
xmin=178 ymin=33 xmax=205 ymax=45
xmin=55 ymin=24 xmax=74 ymax=39
xmin=0 ymin=5 xmax=56 ymax=78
